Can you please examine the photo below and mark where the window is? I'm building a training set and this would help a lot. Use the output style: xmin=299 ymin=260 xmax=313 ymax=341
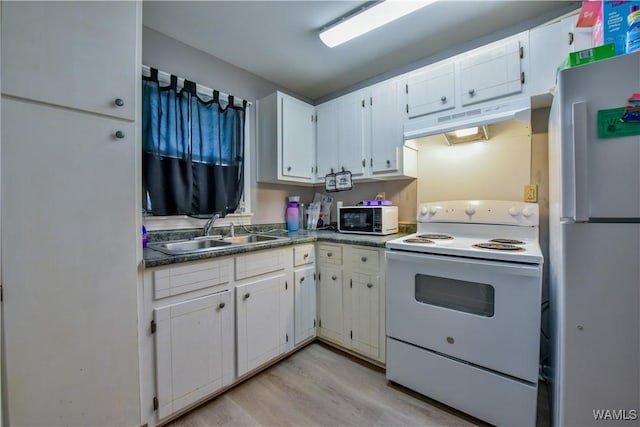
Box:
xmin=142 ymin=67 xmax=249 ymax=225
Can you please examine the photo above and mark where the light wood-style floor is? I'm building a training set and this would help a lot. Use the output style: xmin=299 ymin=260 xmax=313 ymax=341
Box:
xmin=170 ymin=342 xmax=550 ymax=427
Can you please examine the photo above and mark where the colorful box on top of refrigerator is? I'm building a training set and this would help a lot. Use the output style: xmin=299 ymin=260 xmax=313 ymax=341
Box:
xmin=590 ymin=0 xmax=640 ymax=54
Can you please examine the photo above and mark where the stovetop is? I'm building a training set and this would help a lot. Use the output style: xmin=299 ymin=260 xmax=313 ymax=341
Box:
xmin=386 ymin=200 xmax=543 ymax=264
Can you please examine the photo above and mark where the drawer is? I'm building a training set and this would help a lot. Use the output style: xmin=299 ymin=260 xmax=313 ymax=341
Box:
xmin=350 ymin=247 xmax=380 ymax=272
xmin=235 ymin=249 xmax=286 ymax=280
xmin=317 ymin=244 xmax=342 ymax=265
xmin=153 ymin=258 xmax=232 ymax=300
xmin=294 ymin=244 xmax=315 ymax=267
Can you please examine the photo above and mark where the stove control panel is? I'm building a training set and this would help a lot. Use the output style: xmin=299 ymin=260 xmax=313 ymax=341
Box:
xmin=417 ymin=200 xmax=539 ymax=226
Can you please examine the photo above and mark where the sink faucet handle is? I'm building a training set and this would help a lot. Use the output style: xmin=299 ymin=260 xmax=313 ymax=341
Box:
xmin=229 ymin=222 xmax=235 ymax=237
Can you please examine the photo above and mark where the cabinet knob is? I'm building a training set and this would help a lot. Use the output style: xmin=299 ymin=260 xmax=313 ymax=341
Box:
xmin=115 ymin=130 xmax=125 ymax=139
xmin=440 ymin=96 xmax=447 ymax=103
xmin=447 ymin=336 xmax=455 ymax=344
xmin=331 ymin=275 xmax=337 ymax=281
xmin=386 ymin=160 xmax=391 ymax=166
xmin=361 ymin=256 xmax=367 ymax=262
xmin=244 ymin=292 xmax=250 ymax=300
xmin=330 ymin=168 xmax=334 ymax=174
xmin=366 ymin=283 xmax=373 ymax=289
xmin=303 ymin=253 xmax=309 ymax=259
xmin=218 ymin=302 xmax=226 ymax=309
xmin=327 ymin=252 xmax=332 ymax=257
xmin=468 ymin=89 xmax=475 ymax=96
xmin=287 ymin=166 xmax=292 ymax=172
xmin=300 ymin=276 xmax=305 ymax=283
xmin=114 ymin=98 xmax=124 ymax=107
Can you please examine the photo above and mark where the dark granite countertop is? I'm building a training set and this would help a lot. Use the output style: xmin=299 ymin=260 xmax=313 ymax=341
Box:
xmin=143 ymin=229 xmax=407 ymax=268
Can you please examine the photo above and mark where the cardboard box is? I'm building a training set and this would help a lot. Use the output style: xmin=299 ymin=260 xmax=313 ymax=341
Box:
xmin=558 ymin=43 xmax=616 ymax=70
xmin=594 ymin=0 xmax=640 ymax=55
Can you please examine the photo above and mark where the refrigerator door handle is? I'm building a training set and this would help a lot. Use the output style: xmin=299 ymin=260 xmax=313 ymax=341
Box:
xmin=572 ymin=101 xmax=589 ymax=222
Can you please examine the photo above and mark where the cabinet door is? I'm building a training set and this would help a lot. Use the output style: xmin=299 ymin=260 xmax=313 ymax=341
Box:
xmin=280 ymin=94 xmax=315 ymax=180
xmin=406 ymin=62 xmax=455 ymax=118
xmin=347 ymin=273 xmax=381 ymax=360
xmin=2 ymin=99 xmax=140 ymax=425
xmin=1 ymin=1 xmax=137 ymax=120
xmin=459 ymin=39 xmax=523 ymax=106
xmin=236 ymin=274 xmax=291 ymax=376
xmin=154 ymin=291 xmax=233 ymax=420
xmin=369 ymin=79 xmax=403 ymax=174
xmin=315 ymin=100 xmax=340 ymax=178
xmin=317 ymin=266 xmax=344 ymax=345
xmin=337 ymin=91 xmax=366 ymax=177
xmin=294 ymin=266 xmax=317 ymax=345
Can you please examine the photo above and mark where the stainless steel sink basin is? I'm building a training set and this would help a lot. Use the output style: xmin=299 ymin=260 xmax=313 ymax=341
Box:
xmin=149 ymin=234 xmax=287 ymax=255
xmin=221 ymin=234 xmax=283 ymax=244
xmin=149 ymin=237 xmax=232 ymax=255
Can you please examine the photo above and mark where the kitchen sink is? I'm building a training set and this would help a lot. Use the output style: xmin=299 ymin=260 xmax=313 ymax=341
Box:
xmin=221 ymin=234 xmax=283 ymax=244
xmin=149 ymin=234 xmax=288 ymax=255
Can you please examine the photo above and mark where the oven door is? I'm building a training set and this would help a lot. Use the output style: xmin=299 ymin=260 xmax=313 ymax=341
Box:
xmin=386 ymin=250 xmax=542 ymax=383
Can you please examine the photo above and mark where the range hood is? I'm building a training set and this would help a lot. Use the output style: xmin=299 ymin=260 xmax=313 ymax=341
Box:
xmin=403 ymin=96 xmax=531 ymax=140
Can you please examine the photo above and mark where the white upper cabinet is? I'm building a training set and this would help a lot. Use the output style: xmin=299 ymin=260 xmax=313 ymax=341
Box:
xmin=406 ymin=61 xmax=456 ymax=118
xmin=315 ymin=91 xmax=366 ymax=180
xmin=1 ymin=1 xmax=137 ymax=121
xmin=459 ymin=38 xmax=524 ymax=106
xmin=367 ymin=78 xmax=406 ymax=175
xmin=257 ymin=91 xmax=316 ymax=184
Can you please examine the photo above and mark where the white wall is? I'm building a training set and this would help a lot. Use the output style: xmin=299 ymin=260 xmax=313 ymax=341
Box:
xmin=414 ymin=120 xmax=532 ymax=203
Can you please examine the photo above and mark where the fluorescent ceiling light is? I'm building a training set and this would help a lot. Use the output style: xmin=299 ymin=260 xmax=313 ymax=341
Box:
xmin=319 ymin=0 xmax=436 ymax=48
xmin=453 ymin=127 xmax=479 ymax=138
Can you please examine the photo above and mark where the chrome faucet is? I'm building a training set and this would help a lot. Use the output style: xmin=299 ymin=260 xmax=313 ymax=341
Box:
xmin=203 ymin=213 xmax=220 ymax=236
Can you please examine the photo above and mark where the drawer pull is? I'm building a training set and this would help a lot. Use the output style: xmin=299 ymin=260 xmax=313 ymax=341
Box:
xmin=218 ymin=302 xmax=226 ymax=309
xmin=366 ymin=283 xmax=373 ymax=288
xmin=361 ymin=256 xmax=367 ymax=262
xmin=331 ymin=275 xmax=337 ymax=281
xmin=327 ymin=252 xmax=333 ymax=257
xmin=244 ymin=292 xmax=250 ymax=300
xmin=300 ymin=276 xmax=305 ymax=283
xmin=303 ymin=253 xmax=309 ymax=259
xmin=115 ymin=130 xmax=125 ymax=139
xmin=114 ymin=98 xmax=124 ymax=107
xmin=446 ymin=336 xmax=455 ymax=344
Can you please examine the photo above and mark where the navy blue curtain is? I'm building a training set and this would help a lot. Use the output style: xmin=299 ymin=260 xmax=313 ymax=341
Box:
xmin=142 ymin=69 xmax=246 ymax=216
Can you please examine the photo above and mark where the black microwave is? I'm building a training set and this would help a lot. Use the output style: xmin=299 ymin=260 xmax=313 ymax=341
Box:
xmin=337 ymin=206 xmax=398 ymax=235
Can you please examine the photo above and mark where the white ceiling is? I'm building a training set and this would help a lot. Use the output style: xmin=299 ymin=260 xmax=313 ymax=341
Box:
xmin=143 ymin=0 xmax=579 ymax=101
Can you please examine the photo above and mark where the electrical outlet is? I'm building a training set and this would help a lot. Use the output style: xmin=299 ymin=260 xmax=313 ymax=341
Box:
xmin=524 ymin=184 xmax=538 ymax=202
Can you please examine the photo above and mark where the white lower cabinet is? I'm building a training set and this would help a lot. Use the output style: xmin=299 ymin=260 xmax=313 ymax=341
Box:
xmin=347 ymin=272 xmax=381 ymax=360
xmin=317 ymin=264 xmax=345 ymax=345
xmin=236 ymin=273 xmax=293 ymax=377
xmin=154 ymin=290 xmax=234 ymax=420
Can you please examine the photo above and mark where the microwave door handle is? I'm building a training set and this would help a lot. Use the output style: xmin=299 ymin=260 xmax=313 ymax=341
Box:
xmin=572 ymin=102 xmax=589 ymax=222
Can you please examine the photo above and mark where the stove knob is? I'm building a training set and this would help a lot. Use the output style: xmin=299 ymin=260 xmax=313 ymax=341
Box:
xmin=465 ymin=206 xmax=476 ymax=216
xmin=509 ymin=207 xmax=521 ymax=216
xmin=420 ymin=206 xmax=428 ymax=217
xmin=522 ymin=207 xmax=533 ymax=218
xmin=428 ymin=206 xmax=438 ymax=215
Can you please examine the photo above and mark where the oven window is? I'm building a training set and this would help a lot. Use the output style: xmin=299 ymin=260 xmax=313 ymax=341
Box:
xmin=414 ymin=274 xmax=495 ymax=317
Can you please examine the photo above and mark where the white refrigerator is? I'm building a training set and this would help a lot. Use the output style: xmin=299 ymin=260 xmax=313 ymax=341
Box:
xmin=549 ymin=52 xmax=640 ymax=427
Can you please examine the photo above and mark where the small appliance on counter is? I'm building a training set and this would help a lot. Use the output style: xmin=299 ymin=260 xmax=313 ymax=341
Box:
xmin=337 ymin=205 xmax=398 ymax=235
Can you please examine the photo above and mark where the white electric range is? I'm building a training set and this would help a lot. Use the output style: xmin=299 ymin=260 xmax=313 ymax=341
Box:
xmin=385 ymin=200 xmax=543 ymax=426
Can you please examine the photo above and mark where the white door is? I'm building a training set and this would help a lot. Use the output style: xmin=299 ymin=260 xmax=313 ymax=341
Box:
xmin=553 ymin=53 xmax=640 ymax=220
xmin=2 ymin=98 xmax=140 ymax=425
xmin=317 ymin=266 xmax=344 ymax=344
xmin=294 ymin=266 xmax=316 ymax=344
xmin=236 ymin=274 xmax=289 ymax=376
xmin=1 ymin=1 xmax=136 ymax=120
xmin=337 ymin=91 xmax=366 ymax=177
xmin=348 ymin=273 xmax=380 ymax=359
xmin=315 ymin=100 xmax=339 ymax=178
xmin=280 ymin=94 xmax=315 ymax=180
xmin=406 ymin=62 xmax=455 ymax=118
xmin=459 ymin=39 xmax=522 ymax=106
xmin=369 ymin=79 xmax=403 ymax=174
xmin=386 ymin=250 xmax=541 ymax=383
xmin=154 ymin=291 xmax=233 ymax=420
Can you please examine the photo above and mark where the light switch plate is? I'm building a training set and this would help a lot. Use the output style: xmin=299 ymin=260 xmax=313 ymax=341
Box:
xmin=524 ymin=184 xmax=538 ymax=202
